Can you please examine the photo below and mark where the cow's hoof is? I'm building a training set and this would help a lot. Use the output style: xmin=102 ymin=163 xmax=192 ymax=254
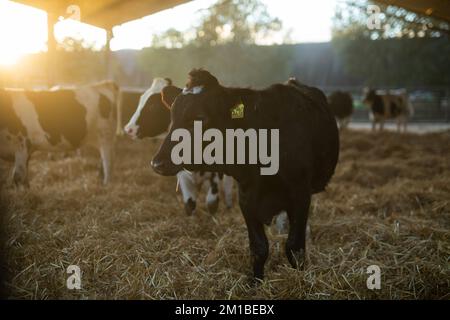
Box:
xmin=246 ymin=275 xmax=264 ymax=287
xmin=286 ymin=248 xmax=306 ymax=270
xmin=12 ymin=171 xmax=29 ymax=188
xmin=207 ymin=198 xmax=219 ymax=215
xmin=184 ymin=198 xmax=196 ymax=216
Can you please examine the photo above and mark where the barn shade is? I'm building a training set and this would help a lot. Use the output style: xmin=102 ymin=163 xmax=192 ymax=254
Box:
xmin=374 ymin=0 xmax=450 ymax=24
xmin=13 ymin=0 xmax=192 ymax=29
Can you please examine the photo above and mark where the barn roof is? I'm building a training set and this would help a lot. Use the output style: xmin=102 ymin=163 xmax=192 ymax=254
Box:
xmin=13 ymin=0 xmax=192 ymax=29
xmin=13 ymin=1 xmax=449 ymax=30
xmin=375 ymin=0 xmax=450 ymax=24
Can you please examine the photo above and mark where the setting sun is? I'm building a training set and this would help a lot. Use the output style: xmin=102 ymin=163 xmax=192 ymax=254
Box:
xmin=0 ymin=0 xmax=47 ymax=66
xmin=0 ymin=0 xmax=106 ymax=67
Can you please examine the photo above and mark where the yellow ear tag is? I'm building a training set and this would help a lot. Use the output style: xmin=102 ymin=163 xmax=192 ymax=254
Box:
xmin=231 ymin=102 xmax=244 ymax=119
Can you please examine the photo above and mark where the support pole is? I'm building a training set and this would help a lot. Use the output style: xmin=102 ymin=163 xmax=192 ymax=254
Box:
xmin=105 ymin=28 xmax=113 ymax=80
xmin=46 ymin=12 xmax=58 ymax=88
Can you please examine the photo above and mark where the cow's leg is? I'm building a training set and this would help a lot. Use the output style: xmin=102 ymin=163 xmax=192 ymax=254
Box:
xmin=239 ymin=187 xmax=268 ymax=280
xmin=98 ymin=159 xmax=104 ymax=180
xmin=177 ymin=171 xmax=197 ymax=215
xmin=345 ymin=117 xmax=351 ymax=129
xmin=371 ymin=120 xmax=376 ymax=132
xmin=396 ymin=118 xmax=401 ymax=132
xmin=400 ymin=116 xmax=408 ymax=133
xmin=222 ymin=175 xmax=234 ymax=209
xmin=99 ymin=143 xmax=114 ymax=185
xmin=379 ymin=120 xmax=384 ymax=132
xmin=12 ymin=143 xmax=30 ymax=187
xmin=286 ymin=189 xmax=311 ymax=270
xmin=342 ymin=117 xmax=350 ymax=130
xmin=194 ymin=172 xmax=204 ymax=192
xmin=205 ymin=173 xmax=219 ymax=214
xmin=244 ymin=215 xmax=268 ymax=280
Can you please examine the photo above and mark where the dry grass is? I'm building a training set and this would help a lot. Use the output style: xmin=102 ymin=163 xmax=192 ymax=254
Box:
xmin=0 ymin=130 xmax=449 ymax=300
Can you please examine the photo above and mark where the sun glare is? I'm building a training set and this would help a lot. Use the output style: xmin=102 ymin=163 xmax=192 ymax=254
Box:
xmin=0 ymin=0 xmax=47 ymax=66
xmin=0 ymin=0 xmax=336 ymax=67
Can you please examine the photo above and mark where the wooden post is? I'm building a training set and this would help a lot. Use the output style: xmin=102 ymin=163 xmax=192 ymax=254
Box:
xmin=105 ymin=28 xmax=113 ymax=80
xmin=46 ymin=11 xmax=58 ymax=88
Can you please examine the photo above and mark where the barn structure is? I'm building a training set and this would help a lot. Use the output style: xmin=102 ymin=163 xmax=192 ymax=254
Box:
xmin=11 ymin=0 xmax=450 ymax=86
xmin=12 ymin=0 xmax=192 ymax=85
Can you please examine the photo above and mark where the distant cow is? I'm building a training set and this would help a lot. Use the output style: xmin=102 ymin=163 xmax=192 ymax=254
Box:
xmin=124 ymin=78 xmax=233 ymax=215
xmin=152 ymin=69 xmax=339 ymax=279
xmin=328 ymin=91 xmax=354 ymax=129
xmin=0 ymin=81 xmax=118 ymax=186
xmin=363 ymin=88 xmax=413 ymax=132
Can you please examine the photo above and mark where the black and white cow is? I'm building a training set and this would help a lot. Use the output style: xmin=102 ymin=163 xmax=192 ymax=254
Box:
xmin=328 ymin=91 xmax=354 ymax=130
xmin=116 ymin=88 xmax=145 ymax=136
xmin=124 ymin=78 xmax=234 ymax=215
xmin=0 ymin=81 xmax=118 ymax=186
xmin=151 ymin=69 xmax=339 ymax=279
xmin=363 ymin=88 xmax=413 ymax=132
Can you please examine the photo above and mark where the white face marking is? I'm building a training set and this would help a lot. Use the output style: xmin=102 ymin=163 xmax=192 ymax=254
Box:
xmin=124 ymin=78 xmax=168 ymax=139
xmin=182 ymin=86 xmax=203 ymax=95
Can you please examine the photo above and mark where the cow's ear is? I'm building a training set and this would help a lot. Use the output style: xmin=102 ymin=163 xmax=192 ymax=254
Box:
xmin=161 ymin=86 xmax=182 ymax=109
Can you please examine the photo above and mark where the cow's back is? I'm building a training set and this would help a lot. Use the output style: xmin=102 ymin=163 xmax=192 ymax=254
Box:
xmin=24 ymin=90 xmax=87 ymax=149
xmin=1 ymin=83 xmax=117 ymax=152
xmin=266 ymin=84 xmax=339 ymax=194
xmin=298 ymin=85 xmax=339 ymax=193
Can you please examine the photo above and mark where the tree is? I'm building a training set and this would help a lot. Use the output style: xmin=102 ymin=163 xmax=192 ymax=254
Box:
xmin=152 ymin=0 xmax=282 ymax=48
xmin=331 ymin=0 xmax=450 ymax=86
xmin=151 ymin=28 xmax=187 ymax=48
xmin=332 ymin=0 xmax=449 ymax=40
xmin=57 ymin=36 xmax=97 ymax=52
xmin=56 ymin=37 xmax=105 ymax=83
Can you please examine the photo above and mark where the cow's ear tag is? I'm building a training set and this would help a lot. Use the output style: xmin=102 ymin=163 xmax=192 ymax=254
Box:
xmin=231 ymin=102 xmax=244 ymax=119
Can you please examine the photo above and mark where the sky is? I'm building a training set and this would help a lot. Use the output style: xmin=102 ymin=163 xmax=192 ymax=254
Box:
xmin=0 ymin=0 xmax=339 ymax=65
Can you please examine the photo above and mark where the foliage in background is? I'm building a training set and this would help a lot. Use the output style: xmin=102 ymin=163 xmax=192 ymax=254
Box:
xmin=333 ymin=37 xmax=450 ymax=86
xmin=333 ymin=0 xmax=449 ymax=40
xmin=139 ymin=43 xmax=294 ymax=87
xmin=151 ymin=0 xmax=283 ymax=48
xmin=55 ymin=37 xmax=106 ymax=84
xmin=332 ymin=0 xmax=450 ymax=86
xmin=139 ymin=38 xmax=449 ymax=88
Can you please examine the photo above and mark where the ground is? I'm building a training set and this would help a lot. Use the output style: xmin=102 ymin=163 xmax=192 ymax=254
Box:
xmin=0 ymin=129 xmax=449 ymax=299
